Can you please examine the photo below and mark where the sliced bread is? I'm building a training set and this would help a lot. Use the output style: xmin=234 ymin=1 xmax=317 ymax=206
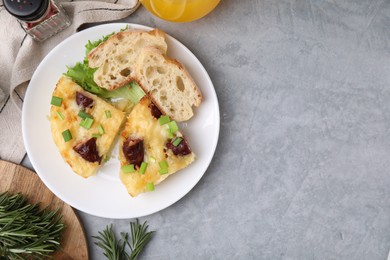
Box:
xmin=88 ymin=29 xmax=167 ymax=90
xmin=134 ymin=47 xmax=202 ymax=122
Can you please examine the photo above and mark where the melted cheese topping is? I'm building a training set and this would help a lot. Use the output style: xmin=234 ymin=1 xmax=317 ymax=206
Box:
xmin=50 ymin=76 xmax=125 ymax=178
xmin=119 ymin=97 xmax=195 ymax=197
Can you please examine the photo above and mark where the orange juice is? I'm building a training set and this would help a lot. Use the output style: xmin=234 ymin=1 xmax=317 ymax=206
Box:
xmin=140 ymin=0 xmax=220 ymax=22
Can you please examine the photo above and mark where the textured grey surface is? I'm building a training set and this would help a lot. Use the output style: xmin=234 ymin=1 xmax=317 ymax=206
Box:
xmin=24 ymin=0 xmax=390 ymax=259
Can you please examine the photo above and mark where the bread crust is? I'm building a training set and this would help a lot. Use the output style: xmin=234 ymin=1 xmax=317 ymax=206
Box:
xmin=88 ymin=29 xmax=168 ymax=90
xmin=134 ymin=47 xmax=202 ymax=122
xmin=87 ymin=29 xmax=166 ymax=66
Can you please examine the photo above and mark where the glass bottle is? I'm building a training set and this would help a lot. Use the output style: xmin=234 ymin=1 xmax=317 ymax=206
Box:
xmin=140 ymin=0 xmax=220 ymax=22
xmin=3 ymin=0 xmax=71 ymax=42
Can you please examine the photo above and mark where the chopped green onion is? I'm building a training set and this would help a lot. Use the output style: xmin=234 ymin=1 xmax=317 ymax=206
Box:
xmin=149 ymin=156 xmax=156 ymax=163
xmin=56 ymin=111 xmax=65 ymax=120
xmin=105 ymin=110 xmax=111 ymax=118
xmin=51 ymin=96 xmax=63 ymax=107
xmin=159 ymin=160 xmax=168 ymax=175
xmin=168 ymin=121 xmax=179 ymax=134
xmin=171 ymin=137 xmax=183 ymax=147
xmin=159 ymin=168 xmax=168 ymax=175
xmin=78 ymin=110 xmax=93 ymax=119
xmin=122 ymin=164 xmax=135 ymax=173
xmin=62 ymin=129 xmax=72 ymax=142
xmin=159 ymin=160 xmax=168 ymax=169
xmin=167 ymin=130 xmax=174 ymax=139
xmin=158 ymin=115 xmax=170 ymax=125
xmin=125 ymin=81 xmax=146 ymax=103
xmin=146 ymin=182 xmax=154 ymax=191
xmin=80 ymin=117 xmax=94 ymax=129
xmin=92 ymin=133 xmax=101 ymax=138
xmin=139 ymin=162 xmax=148 ymax=174
xmin=103 ymin=155 xmax=110 ymax=163
xmin=98 ymin=124 xmax=105 ymax=134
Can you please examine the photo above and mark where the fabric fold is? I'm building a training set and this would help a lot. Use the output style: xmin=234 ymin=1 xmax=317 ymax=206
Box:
xmin=0 ymin=0 xmax=139 ymax=163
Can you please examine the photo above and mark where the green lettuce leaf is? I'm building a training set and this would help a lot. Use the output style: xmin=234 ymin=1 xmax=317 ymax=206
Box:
xmin=64 ymin=62 xmax=145 ymax=102
xmin=85 ymin=32 xmax=115 ymax=56
xmin=85 ymin=25 xmax=128 ymax=55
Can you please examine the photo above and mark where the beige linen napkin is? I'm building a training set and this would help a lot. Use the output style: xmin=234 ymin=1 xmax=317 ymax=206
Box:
xmin=0 ymin=0 xmax=139 ymax=163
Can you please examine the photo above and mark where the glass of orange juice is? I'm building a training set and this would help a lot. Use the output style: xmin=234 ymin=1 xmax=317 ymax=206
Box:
xmin=140 ymin=0 xmax=221 ymax=22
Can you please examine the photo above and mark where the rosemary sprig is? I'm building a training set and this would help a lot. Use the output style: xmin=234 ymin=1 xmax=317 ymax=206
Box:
xmin=93 ymin=219 xmax=155 ymax=260
xmin=93 ymin=225 xmax=128 ymax=260
xmin=0 ymin=192 xmax=65 ymax=259
xmin=126 ymin=219 xmax=154 ymax=260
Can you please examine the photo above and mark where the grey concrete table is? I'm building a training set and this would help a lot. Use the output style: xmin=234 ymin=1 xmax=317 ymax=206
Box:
xmin=23 ymin=0 xmax=390 ymax=259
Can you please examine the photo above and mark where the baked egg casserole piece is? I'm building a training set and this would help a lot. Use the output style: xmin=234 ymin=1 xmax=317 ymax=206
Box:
xmin=50 ymin=76 xmax=125 ymax=178
xmin=119 ymin=97 xmax=195 ymax=197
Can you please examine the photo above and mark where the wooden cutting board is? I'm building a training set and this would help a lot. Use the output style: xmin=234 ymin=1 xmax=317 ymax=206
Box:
xmin=0 ymin=160 xmax=89 ymax=259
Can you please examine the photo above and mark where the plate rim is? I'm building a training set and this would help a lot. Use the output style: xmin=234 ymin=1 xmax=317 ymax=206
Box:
xmin=22 ymin=22 xmax=220 ymax=219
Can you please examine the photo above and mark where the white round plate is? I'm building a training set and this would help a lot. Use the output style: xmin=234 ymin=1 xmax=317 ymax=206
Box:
xmin=22 ymin=23 xmax=220 ymax=219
